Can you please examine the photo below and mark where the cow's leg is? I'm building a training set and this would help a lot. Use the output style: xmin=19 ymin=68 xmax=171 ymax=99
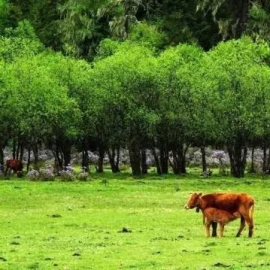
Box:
xmin=211 ymin=222 xmax=217 ymax=237
xmin=236 ymin=216 xmax=245 ymax=237
xmin=247 ymin=219 xmax=254 ymax=237
xmin=4 ymin=167 xmax=10 ymax=176
xmin=246 ymin=205 xmax=254 ymax=237
xmin=241 ymin=213 xmax=254 ymax=237
xmin=205 ymin=222 xmax=211 ymax=237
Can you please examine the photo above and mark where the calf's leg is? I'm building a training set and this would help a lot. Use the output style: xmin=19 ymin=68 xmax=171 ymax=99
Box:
xmin=219 ymin=223 xmax=225 ymax=237
xmin=205 ymin=222 xmax=211 ymax=237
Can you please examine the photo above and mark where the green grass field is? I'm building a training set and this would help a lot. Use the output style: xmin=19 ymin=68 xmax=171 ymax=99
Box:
xmin=0 ymin=173 xmax=270 ymax=269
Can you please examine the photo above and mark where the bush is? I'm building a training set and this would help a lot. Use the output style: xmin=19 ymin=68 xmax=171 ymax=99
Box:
xmin=59 ymin=170 xmax=74 ymax=181
xmin=39 ymin=167 xmax=55 ymax=181
xmin=26 ymin=169 xmax=39 ymax=180
xmin=77 ymin=172 xmax=89 ymax=181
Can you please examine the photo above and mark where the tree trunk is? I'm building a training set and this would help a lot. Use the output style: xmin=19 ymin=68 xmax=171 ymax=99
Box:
xmin=141 ymin=148 xmax=148 ymax=174
xmin=228 ymin=140 xmax=247 ymax=178
xmin=12 ymin=138 xmax=16 ymax=159
xmin=262 ymin=144 xmax=267 ymax=172
xmin=108 ymin=147 xmax=120 ymax=173
xmin=201 ymin=146 xmax=207 ymax=172
xmin=54 ymin=146 xmax=63 ymax=172
xmin=32 ymin=144 xmax=39 ymax=169
xmin=249 ymin=147 xmax=256 ymax=173
xmin=0 ymin=146 xmax=4 ymax=171
xmin=152 ymin=148 xmax=161 ymax=175
xmin=160 ymin=145 xmax=169 ymax=174
xmin=96 ymin=146 xmax=105 ymax=173
xmin=169 ymin=144 xmax=187 ymax=174
xmin=82 ymin=150 xmax=90 ymax=172
xmin=234 ymin=0 xmax=249 ymax=38
xmin=19 ymin=143 xmax=24 ymax=161
xmin=129 ymin=138 xmax=141 ymax=176
xmin=62 ymin=147 xmax=71 ymax=168
xmin=27 ymin=146 xmax=31 ymax=172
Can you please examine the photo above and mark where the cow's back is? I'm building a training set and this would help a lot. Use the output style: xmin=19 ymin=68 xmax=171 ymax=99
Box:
xmin=6 ymin=159 xmax=23 ymax=171
xmin=201 ymin=193 xmax=253 ymax=213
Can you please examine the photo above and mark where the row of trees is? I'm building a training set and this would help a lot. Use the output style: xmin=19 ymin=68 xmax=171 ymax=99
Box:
xmin=1 ymin=0 xmax=270 ymax=60
xmin=1 ymin=22 xmax=270 ymax=177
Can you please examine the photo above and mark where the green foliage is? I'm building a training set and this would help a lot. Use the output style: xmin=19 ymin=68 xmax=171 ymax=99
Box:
xmin=3 ymin=0 xmax=270 ymax=60
xmin=92 ymin=42 xmax=159 ymax=147
xmin=0 ymin=36 xmax=43 ymax=63
xmin=4 ymin=19 xmax=37 ymax=39
xmin=248 ymin=3 xmax=270 ymax=40
xmin=95 ymin=38 xmax=121 ymax=59
xmin=156 ymin=43 xmax=204 ymax=144
xmin=127 ymin=22 xmax=167 ymax=50
xmin=200 ymin=37 xmax=270 ymax=142
xmin=0 ymin=0 xmax=7 ymax=31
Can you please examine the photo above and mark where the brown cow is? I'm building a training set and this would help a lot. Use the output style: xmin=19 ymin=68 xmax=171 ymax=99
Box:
xmin=203 ymin=207 xmax=240 ymax=237
xmin=5 ymin=159 xmax=23 ymax=177
xmin=184 ymin=192 xmax=254 ymax=237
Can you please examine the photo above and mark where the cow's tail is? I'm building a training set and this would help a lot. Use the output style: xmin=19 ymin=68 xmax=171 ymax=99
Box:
xmin=249 ymin=201 xmax=254 ymax=220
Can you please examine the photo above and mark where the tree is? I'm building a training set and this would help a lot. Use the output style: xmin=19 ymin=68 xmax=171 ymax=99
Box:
xmin=5 ymin=0 xmax=65 ymax=49
xmin=197 ymin=0 xmax=270 ymax=40
xmin=241 ymin=63 xmax=270 ymax=172
xmin=0 ymin=27 xmax=43 ymax=166
xmin=196 ymin=0 xmax=250 ymax=39
xmin=155 ymin=43 xmax=204 ymax=174
xmin=57 ymin=0 xmax=146 ymax=60
xmin=2 ymin=54 xmax=80 ymax=170
xmin=200 ymin=37 xmax=270 ymax=177
xmin=35 ymin=52 xmax=95 ymax=170
xmin=247 ymin=2 xmax=270 ymax=41
xmin=92 ymin=42 xmax=159 ymax=175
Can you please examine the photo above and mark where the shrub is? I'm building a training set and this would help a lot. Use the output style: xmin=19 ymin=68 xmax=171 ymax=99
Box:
xmin=77 ymin=172 xmax=89 ymax=181
xmin=26 ymin=169 xmax=39 ymax=180
xmin=39 ymin=167 xmax=55 ymax=181
xmin=212 ymin=150 xmax=227 ymax=175
xmin=59 ymin=170 xmax=74 ymax=181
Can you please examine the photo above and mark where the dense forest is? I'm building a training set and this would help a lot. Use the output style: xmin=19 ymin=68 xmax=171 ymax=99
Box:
xmin=1 ymin=0 xmax=270 ymax=178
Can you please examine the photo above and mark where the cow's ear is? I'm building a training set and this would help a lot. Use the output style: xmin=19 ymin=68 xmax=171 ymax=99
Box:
xmin=198 ymin=193 xmax=202 ymax=197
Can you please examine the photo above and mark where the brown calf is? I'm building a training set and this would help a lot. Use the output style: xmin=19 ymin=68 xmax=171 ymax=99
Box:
xmin=184 ymin=192 xmax=254 ymax=237
xmin=203 ymin=207 xmax=240 ymax=237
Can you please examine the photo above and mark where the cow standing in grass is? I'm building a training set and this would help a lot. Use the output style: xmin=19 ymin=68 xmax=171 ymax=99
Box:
xmin=203 ymin=207 xmax=240 ymax=237
xmin=4 ymin=159 xmax=23 ymax=177
xmin=184 ymin=192 xmax=254 ymax=237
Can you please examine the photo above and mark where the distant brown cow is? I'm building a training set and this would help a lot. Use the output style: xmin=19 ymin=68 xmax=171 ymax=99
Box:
xmin=203 ymin=207 xmax=240 ymax=237
xmin=5 ymin=159 xmax=23 ymax=177
xmin=184 ymin=192 xmax=254 ymax=237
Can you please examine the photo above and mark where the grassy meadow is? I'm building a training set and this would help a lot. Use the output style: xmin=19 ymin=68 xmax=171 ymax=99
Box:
xmin=0 ymin=172 xmax=270 ymax=270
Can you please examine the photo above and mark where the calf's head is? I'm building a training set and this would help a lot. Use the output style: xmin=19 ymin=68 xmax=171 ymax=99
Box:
xmin=184 ymin=192 xmax=202 ymax=209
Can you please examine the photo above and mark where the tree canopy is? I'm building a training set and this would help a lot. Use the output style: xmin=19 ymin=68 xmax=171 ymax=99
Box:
xmin=1 ymin=1 xmax=270 ymax=177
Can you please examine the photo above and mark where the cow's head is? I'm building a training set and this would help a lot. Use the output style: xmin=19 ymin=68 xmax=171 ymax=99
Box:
xmin=184 ymin=192 xmax=202 ymax=209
